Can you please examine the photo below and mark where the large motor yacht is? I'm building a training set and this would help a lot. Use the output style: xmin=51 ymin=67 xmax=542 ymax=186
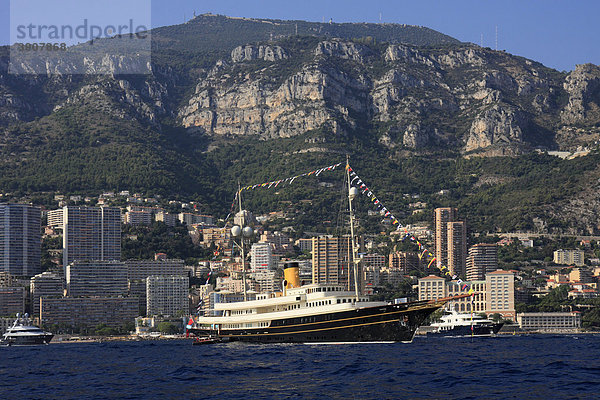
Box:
xmin=1 ymin=314 xmax=54 ymax=346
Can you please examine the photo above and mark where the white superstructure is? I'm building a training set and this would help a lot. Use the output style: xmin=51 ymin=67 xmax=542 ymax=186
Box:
xmin=194 ymin=284 xmax=385 ymax=329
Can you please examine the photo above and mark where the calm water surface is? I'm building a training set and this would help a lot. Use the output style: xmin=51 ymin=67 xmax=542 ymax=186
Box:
xmin=1 ymin=334 xmax=599 ymax=399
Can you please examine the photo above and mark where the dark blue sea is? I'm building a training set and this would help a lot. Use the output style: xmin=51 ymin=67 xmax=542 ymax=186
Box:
xmin=1 ymin=334 xmax=599 ymax=399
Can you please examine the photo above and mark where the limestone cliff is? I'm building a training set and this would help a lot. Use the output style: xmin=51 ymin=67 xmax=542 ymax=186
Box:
xmin=178 ymin=38 xmax=579 ymax=153
xmin=561 ymin=64 xmax=600 ymax=125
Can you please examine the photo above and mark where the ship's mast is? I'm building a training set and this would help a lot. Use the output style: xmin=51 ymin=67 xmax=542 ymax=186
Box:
xmin=346 ymin=156 xmax=360 ymax=301
xmin=238 ymin=180 xmax=248 ymax=301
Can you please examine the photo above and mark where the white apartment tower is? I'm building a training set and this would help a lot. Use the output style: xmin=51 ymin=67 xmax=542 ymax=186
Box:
xmin=250 ymin=243 xmax=276 ymax=272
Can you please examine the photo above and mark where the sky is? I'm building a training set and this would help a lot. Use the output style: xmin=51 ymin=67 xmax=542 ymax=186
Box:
xmin=1 ymin=0 xmax=599 ymax=72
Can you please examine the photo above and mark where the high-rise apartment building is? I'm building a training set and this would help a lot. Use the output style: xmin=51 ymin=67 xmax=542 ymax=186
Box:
xmin=61 ymin=206 xmax=121 ymax=269
xmin=30 ymin=271 xmax=64 ymax=319
xmin=40 ymin=297 xmax=138 ymax=328
xmin=0 ymin=204 xmax=41 ymax=277
xmin=46 ymin=209 xmax=64 ymax=229
xmin=466 ymin=243 xmax=498 ymax=281
xmin=434 ymin=207 xmax=457 ymax=270
xmin=146 ymin=276 xmax=189 ymax=317
xmin=0 ymin=286 xmax=25 ymax=316
xmin=250 ymin=243 xmax=276 ymax=272
xmin=66 ymin=260 xmax=128 ymax=297
xmin=447 ymin=221 xmax=467 ymax=277
xmin=312 ymin=236 xmax=358 ymax=289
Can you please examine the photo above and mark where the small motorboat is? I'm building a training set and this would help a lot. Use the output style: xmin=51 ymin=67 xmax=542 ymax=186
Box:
xmin=192 ymin=336 xmax=222 ymax=345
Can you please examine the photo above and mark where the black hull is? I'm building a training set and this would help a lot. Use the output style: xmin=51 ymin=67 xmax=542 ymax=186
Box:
xmin=428 ymin=323 xmax=504 ymax=337
xmin=189 ymin=301 xmax=440 ymax=343
xmin=1 ymin=334 xmax=53 ymax=346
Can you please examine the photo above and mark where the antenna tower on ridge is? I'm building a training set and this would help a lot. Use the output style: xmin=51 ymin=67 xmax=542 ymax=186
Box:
xmin=495 ymin=25 xmax=498 ymax=51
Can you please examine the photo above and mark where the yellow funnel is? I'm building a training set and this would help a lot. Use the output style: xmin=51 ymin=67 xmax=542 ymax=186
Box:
xmin=284 ymin=262 xmax=300 ymax=289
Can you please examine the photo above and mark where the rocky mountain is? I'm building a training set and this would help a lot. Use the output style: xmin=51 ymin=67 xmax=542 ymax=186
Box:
xmin=177 ymin=37 xmax=600 ymax=155
xmin=0 ymin=14 xmax=599 ymax=234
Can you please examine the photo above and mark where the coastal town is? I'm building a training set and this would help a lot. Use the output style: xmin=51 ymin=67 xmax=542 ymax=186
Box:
xmin=1 ymin=189 xmax=598 ymax=340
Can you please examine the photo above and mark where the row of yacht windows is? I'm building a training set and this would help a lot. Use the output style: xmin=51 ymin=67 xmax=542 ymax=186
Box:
xmin=287 ymin=298 xmax=368 ymax=310
xmin=232 ymin=309 xmax=255 ymax=315
xmin=306 ymin=287 xmax=345 ymax=294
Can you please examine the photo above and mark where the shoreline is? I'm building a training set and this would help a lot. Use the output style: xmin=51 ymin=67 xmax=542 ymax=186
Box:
xmin=48 ymin=331 xmax=600 ymax=344
xmin=51 ymin=334 xmax=189 ymax=344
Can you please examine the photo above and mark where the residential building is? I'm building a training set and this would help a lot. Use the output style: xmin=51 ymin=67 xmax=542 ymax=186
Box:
xmin=260 ymin=231 xmax=294 ymax=256
xmin=446 ymin=280 xmax=486 ymax=313
xmin=311 ymin=236 xmax=355 ymax=289
xmin=362 ymin=254 xmax=386 ymax=270
xmin=0 ymin=272 xmax=14 ymax=287
xmin=568 ymin=267 xmax=594 ymax=283
xmin=125 ymin=259 xmax=186 ymax=281
xmin=61 ymin=206 xmax=121 ymax=269
xmin=434 ymin=208 xmax=467 ymax=277
xmin=0 ymin=204 xmax=41 ymax=277
xmin=252 ymin=271 xmax=279 ymax=293
xmin=434 ymin=207 xmax=457 ymax=269
xmin=250 ymin=243 xmax=277 ymax=272
xmin=379 ymin=268 xmax=406 ymax=286
xmin=47 ymin=208 xmax=64 ymax=229
xmin=198 ymin=227 xmax=231 ymax=248
xmin=389 ymin=252 xmax=420 ymax=274
xmin=30 ymin=271 xmax=64 ymax=319
xmin=447 ymin=221 xmax=467 ymax=277
xmin=296 ymin=238 xmax=313 ymax=253
xmin=178 ymin=213 xmax=215 ymax=226
xmin=486 ymin=270 xmax=516 ymax=320
xmin=40 ymin=297 xmax=137 ymax=329
xmin=568 ymin=289 xmax=599 ymax=299
xmin=466 ymin=244 xmax=498 ymax=281
xmin=146 ymin=276 xmax=189 ymax=317
xmin=128 ymin=279 xmax=147 ymax=315
xmin=0 ymin=286 xmax=25 ymax=316
xmin=418 ymin=275 xmax=446 ymax=302
xmin=154 ymin=211 xmax=177 ymax=227
xmin=417 ymin=269 xmax=516 ymax=320
xmin=66 ymin=260 xmax=128 ymax=297
xmin=517 ymin=312 xmax=581 ymax=332
xmin=363 ymin=266 xmax=380 ymax=288
xmin=124 ymin=210 xmax=153 ymax=226
xmin=554 ymin=249 xmax=585 ymax=266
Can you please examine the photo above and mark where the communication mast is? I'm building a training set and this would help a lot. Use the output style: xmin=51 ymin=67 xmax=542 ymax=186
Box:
xmin=495 ymin=25 xmax=498 ymax=51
